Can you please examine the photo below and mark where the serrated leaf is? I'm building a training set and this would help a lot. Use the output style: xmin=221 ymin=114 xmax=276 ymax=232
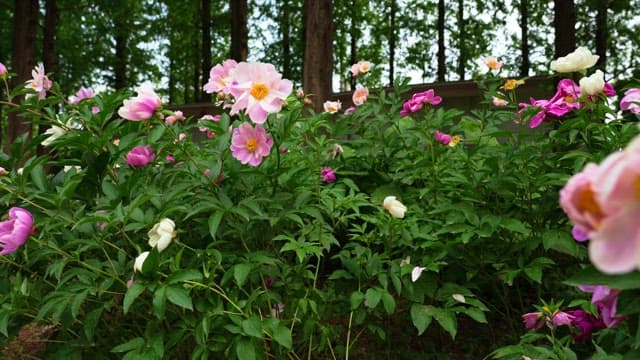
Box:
xmin=123 ymin=283 xmax=146 ymax=314
xmin=166 ymin=286 xmax=193 ymax=310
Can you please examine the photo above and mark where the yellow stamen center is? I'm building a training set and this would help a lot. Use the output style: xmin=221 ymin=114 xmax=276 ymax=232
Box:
xmin=576 ymin=186 xmax=603 ymax=217
xmin=635 ymin=176 xmax=640 ymax=200
xmin=246 ymin=138 xmax=258 ymax=152
xmin=564 ymin=96 xmax=575 ymax=103
xmin=250 ymin=83 xmax=269 ymax=100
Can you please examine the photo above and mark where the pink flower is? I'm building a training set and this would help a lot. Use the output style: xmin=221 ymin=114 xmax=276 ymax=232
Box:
xmin=166 ymin=155 xmax=175 ymax=162
xmin=125 ymin=145 xmax=156 ymax=167
xmin=320 ymin=167 xmax=336 ymax=183
xmin=559 ymin=163 xmax=603 ymax=240
xmin=350 ymin=60 xmax=371 ymax=76
xmin=0 ymin=63 xmax=7 ymax=78
xmin=229 ymin=62 xmax=293 ymax=124
xmin=203 ymin=59 xmax=238 ymax=94
xmin=70 ymin=87 xmax=95 ymax=104
xmin=323 ymin=100 xmax=342 ymax=114
xmin=230 ymin=122 xmax=273 ymax=166
xmin=91 ymin=106 xmax=100 ymax=114
xmin=551 ymin=311 xmax=575 ymax=327
xmin=578 ymin=285 xmax=625 ymax=328
xmin=117 ymin=85 xmax=162 ymax=121
xmin=492 ymin=96 xmax=508 ymax=107
xmin=483 ymin=56 xmax=504 ymax=71
xmin=518 ymin=79 xmax=581 ymax=128
xmin=400 ymin=89 xmax=442 ymax=116
xmin=344 ymin=106 xmax=356 ymax=115
xmin=620 ymin=88 xmax=640 ymax=114
xmin=434 ymin=130 xmax=452 ymax=145
xmin=522 ymin=312 xmax=544 ymax=330
xmin=25 ymin=63 xmax=52 ymax=100
xmin=0 ymin=207 xmax=33 ymax=255
xmin=0 ymin=167 xmax=7 ymax=176
xmin=352 ymin=85 xmax=369 ymax=106
xmin=177 ymin=133 xmax=186 ymax=141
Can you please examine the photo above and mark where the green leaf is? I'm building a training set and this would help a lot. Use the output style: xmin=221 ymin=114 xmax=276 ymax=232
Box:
xmin=30 ymin=163 xmax=47 ymax=191
xmin=0 ymin=308 xmax=10 ymax=337
xmin=236 ymin=338 xmax=256 ymax=360
xmin=83 ymin=307 xmax=103 ymax=341
xmin=234 ymin=263 xmax=252 ymax=287
xmin=141 ymin=248 xmax=159 ymax=275
xmin=123 ymin=283 xmax=146 ymax=314
xmin=499 ymin=218 xmax=529 ymax=234
xmin=148 ymin=124 xmax=166 ymax=143
xmin=461 ymin=307 xmax=487 ymax=323
xmin=524 ymin=267 xmax=542 ymax=283
xmin=111 ymin=337 xmax=145 ymax=353
xmin=273 ymin=326 xmax=292 ymax=349
xmin=365 ymin=288 xmax=382 ymax=309
xmin=167 ymin=269 xmax=203 ymax=284
xmin=153 ymin=286 xmax=167 ymax=319
xmin=241 ymin=317 xmax=263 ymax=338
xmin=433 ymin=308 xmax=457 ymax=339
xmin=565 ymin=266 xmax=640 ymax=290
xmin=208 ymin=211 xmax=224 ymax=240
xmin=410 ymin=304 xmax=433 ymax=335
xmin=166 ymin=286 xmax=193 ymax=311
xmin=350 ymin=291 xmax=364 ymax=310
xmin=381 ymin=292 xmax=396 ymax=314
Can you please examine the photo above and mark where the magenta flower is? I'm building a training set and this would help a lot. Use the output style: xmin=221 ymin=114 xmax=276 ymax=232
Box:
xmin=522 ymin=312 xmax=544 ymax=330
xmin=620 ymin=88 xmax=640 ymax=114
xmin=25 ymin=63 xmax=52 ymax=100
xmin=230 ymin=122 xmax=273 ymax=166
xmin=229 ymin=62 xmax=293 ymax=124
xmin=518 ymin=79 xmax=581 ymax=128
xmin=400 ymin=89 xmax=442 ymax=116
xmin=321 ymin=167 xmax=336 ymax=183
xmin=0 ymin=207 xmax=33 ymax=255
xmin=565 ymin=309 xmax=604 ymax=341
xmin=0 ymin=63 xmax=7 ymax=78
xmin=434 ymin=130 xmax=452 ymax=145
xmin=551 ymin=311 xmax=575 ymax=327
xmin=203 ymin=59 xmax=238 ymax=94
xmin=125 ymin=145 xmax=156 ymax=167
xmin=579 ymin=285 xmax=626 ymax=328
xmin=70 ymin=87 xmax=95 ymax=105
xmin=117 ymin=85 xmax=162 ymax=121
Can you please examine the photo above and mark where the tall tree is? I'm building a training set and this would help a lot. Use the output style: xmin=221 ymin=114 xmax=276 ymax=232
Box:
xmin=520 ymin=0 xmax=530 ymax=77
xmin=201 ymin=0 xmax=211 ymax=100
xmin=388 ymin=0 xmax=397 ymax=85
xmin=5 ymin=0 xmax=38 ymax=153
xmin=436 ymin=0 xmax=445 ymax=82
xmin=594 ymin=0 xmax=608 ymax=71
xmin=303 ymin=0 xmax=333 ymax=111
xmin=553 ymin=0 xmax=576 ymax=58
xmin=230 ymin=0 xmax=248 ymax=61
xmin=43 ymin=0 xmax=58 ymax=78
xmin=456 ymin=0 xmax=465 ymax=80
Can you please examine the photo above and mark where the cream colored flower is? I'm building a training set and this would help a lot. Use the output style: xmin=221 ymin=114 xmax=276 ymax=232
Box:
xmin=133 ymin=251 xmax=150 ymax=272
xmin=323 ymin=100 xmax=342 ymax=114
xmin=148 ymin=218 xmax=175 ymax=252
xmin=411 ymin=266 xmax=426 ymax=282
xmin=579 ymin=70 xmax=605 ymax=96
xmin=382 ymin=196 xmax=407 ymax=218
xmin=550 ymin=47 xmax=599 ymax=73
xmin=42 ymin=125 xmax=67 ymax=146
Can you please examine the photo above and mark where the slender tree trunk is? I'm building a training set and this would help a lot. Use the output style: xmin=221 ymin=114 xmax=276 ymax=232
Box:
xmin=595 ymin=0 xmax=608 ymax=71
xmin=281 ymin=0 xmax=291 ymax=79
xmin=201 ymin=0 xmax=211 ymax=100
xmin=6 ymin=0 xmax=38 ymax=154
xmin=303 ymin=0 xmax=333 ymax=112
xmin=520 ymin=0 xmax=530 ymax=77
xmin=193 ymin=4 xmax=201 ymax=102
xmin=169 ymin=56 xmax=175 ymax=103
xmin=388 ymin=0 xmax=396 ymax=86
xmin=114 ymin=29 xmax=128 ymax=89
xmin=230 ymin=0 xmax=248 ymax=61
xmin=553 ymin=0 xmax=576 ymax=58
xmin=437 ymin=0 xmax=445 ymax=82
xmin=43 ymin=0 xmax=58 ymax=78
xmin=457 ymin=0 xmax=465 ymax=81
xmin=349 ymin=0 xmax=357 ymax=89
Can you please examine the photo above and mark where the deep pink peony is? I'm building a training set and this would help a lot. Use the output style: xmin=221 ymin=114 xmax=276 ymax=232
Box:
xmin=125 ymin=145 xmax=156 ymax=167
xmin=229 ymin=62 xmax=293 ymax=124
xmin=620 ymin=88 xmax=640 ymax=114
xmin=230 ymin=122 xmax=273 ymax=166
xmin=321 ymin=167 xmax=336 ymax=183
xmin=203 ymin=59 xmax=238 ymax=94
xmin=434 ymin=130 xmax=452 ymax=145
xmin=0 ymin=207 xmax=33 ymax=255
xmin=117 ymin=85 xmax=162 ymax=121
xmin=518 ymin=79 xmax=581 ymax=128
xmin=400 ymin=89 xmax=442 ymax=116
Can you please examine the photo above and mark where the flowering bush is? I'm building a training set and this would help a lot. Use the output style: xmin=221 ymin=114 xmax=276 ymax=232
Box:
xmin=0 ymin=50 xmax=639 ymax=360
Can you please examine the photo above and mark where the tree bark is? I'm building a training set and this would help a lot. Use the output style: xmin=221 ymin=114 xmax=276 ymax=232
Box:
xmin=201 ymin=0 xmax=211 ymax=100
xmin=519 ymin=0 xmax=530 ymax=77
xmin=349 ymin=0 xmax=357 ymax=89
xmin=281 ymin=0 xmax=291 ymax=79
xmin=193 ymin=4 xmax=201 ymax=102
xmin=230 ymin=0 xmax=248 ymax=61
xmin=436 ymin=0 xmax=445 ymax=82
xmin=114 ymin=29 xmax=128 ymax=90
xmin=303 ymin=0 xmax=333 ymax=112
xmin=456 ymin=0 xmax=465 ymax=81
xmin=5 ymin=0 xmax=38 ymax=154
xmin=553 ymin=0 xmax=576 ymax=58
xmin=595 ymin=0 xmax=608 ymax=71
xmin=388 ymin=0 xmax=396 ymax=86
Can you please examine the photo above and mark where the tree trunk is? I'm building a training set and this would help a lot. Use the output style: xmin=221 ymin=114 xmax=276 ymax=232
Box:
xmin=201 ymin=0 xmax=211 ymax=100
xmin=388 ymin=0 xmax=396 ymax=86
xmin=519 ymin=0 xmax=530 ymax=77
xmin=303 ymin=0 xmax=333 ymax=112
xmin=193 ymin=4 xmax=201 ymax=102
xmin=43 ymin=0 xmax=58 ymax=78
xmin=281 ymin=0 xmax=291 ymax=79
xmin=230 ymin=0 xmax=248 ymax=61
xmin=553 ymin=0 xmax=576 ymax=58
xmin=114 ymin=29 xmax=128 ymax=90
xmin=349 ymin=0 xmax=357 ymax=89
xmin=595 ymin=0 xmax=608 ymax=71
xmin=457 ymin=0 xmax=465 ymax=81
xmin=5 ymin=0 xmax=38 ymax=154
xmin=436 ymin=0 xmax=445 ymax=82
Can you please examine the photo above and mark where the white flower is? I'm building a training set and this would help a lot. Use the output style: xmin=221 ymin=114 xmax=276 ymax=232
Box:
xmin=41 ymin=125 xmax=67 ymax=146
xmin=452 ymin=294 xmax=466 ymax=303
xmin=323 ymin=100 xmax=341 ymax=114
xmin=411 ymin=266 xmax=426 ymax=282
xmin=148 ymin=218 xmax=175 ymax=252
xmin=579 ymin=70 xmax=605 ymax=96
xmin=382 ymin=196 xmax=407 ymax=218
xmin=133 ymin=251 xmax=150 ymax=272
xmin=400 ymin=256 xmax=411 ymax=267
xmin=550 ymin=47 xmax=599 ymax=73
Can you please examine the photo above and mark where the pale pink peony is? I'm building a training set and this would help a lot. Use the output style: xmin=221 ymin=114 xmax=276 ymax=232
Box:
xmin=492 ymin=96 xmax=508 ymax=107
xmin=352 ymin=85 xmax=369 ymax=106
xmin=350 ymin=60 xmax=371 ymax=76
xmin=117 ymin=85 xmax=162 ymax=121
xmin=323 ymin=100 xmax=342 ymax=114
xmin=620 ymin=88 xmax=640 ymax=114
xmin=229 ymin=62 xmax=293 ymax=124
xmin=483 ymin=56 xmax=504 ymax=71
xmin=203 ymin=59 xmax=238 ymax=94
xmin=70 ymin=87 xmax=95 ymax=105
xmin=230 ymin=122 xmax=273 ymax=166
xmin=0 ymin=207 xmax=33 ymax=255
xmin=25 ymin=63 xmax=52 ymax=100
xmin=125 ymin=145 xmax=156 ymax=167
